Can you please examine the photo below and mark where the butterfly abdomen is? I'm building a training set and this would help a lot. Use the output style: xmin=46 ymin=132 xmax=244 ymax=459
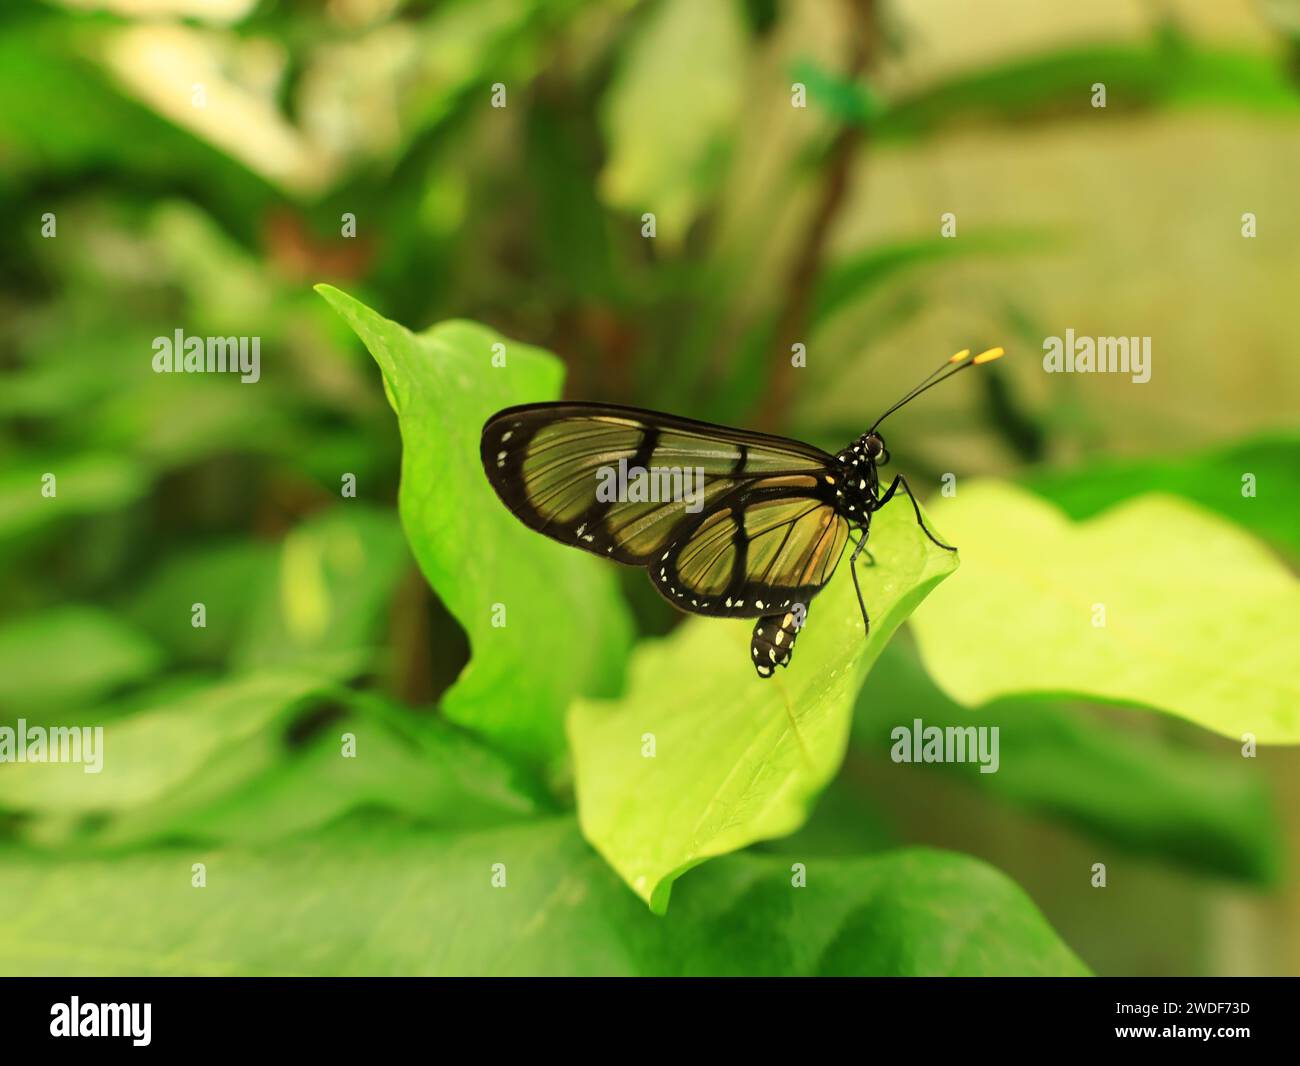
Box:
xmin=751 ymin=605 xmax=807 ymax=679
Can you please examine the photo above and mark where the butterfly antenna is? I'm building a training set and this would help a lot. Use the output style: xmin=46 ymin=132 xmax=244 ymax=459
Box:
xmin=773 ymin=675 xmax=814 ymax=770
xmin=870 ymin=346 xmax=1006 ymax=432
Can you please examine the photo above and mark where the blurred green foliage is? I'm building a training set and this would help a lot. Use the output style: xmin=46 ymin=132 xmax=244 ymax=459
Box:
xmin=1 ymin=0 xmax=1298 ymax=976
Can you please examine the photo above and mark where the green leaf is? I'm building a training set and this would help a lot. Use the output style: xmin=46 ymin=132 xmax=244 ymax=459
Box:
xmin=910 ymin=482 xmax=1300 ymax=743
xmin=569 ymin=500 xmax=958 ymax=913
xmin=232 ymin=505 xmax=410 ymax=673
xmin=597 ymin=0 xmax=746 ymax=244
xmin=0 ymin=671 xmax=330 ymax=816
xmin=0 ymin=606 xmax=162 ymax=718
xmin=0 ymin=13 xmax=269 ymax=211
xmin=315 ymin=285 xmax=633 ymax=763
xmin=790 ymin=56 xmax=883 ymax=124
xmin=813 ymin=230 xmax=1051 ymax=327
xmin=1024 ymin=432 xmax=1300 ymax=559
xmin=123 ymin=542 xmax=277 ymax=666
xmin=709 ymin=229 xmax=1049 ymax=427
xmin=525 ymin=100 xmax=619 ymax=302
xmin=870 ymin=41 xmax=1300 ymax=143
xmin=83 ymin=705 xmax=545 ymax=849
xmin=0 ymin=454 xmax=148 ymax=546
xmin=0 ymin=817 xmax=1085 ymax=976
xmin=854 ymin=638 xmax=1283 ymax=884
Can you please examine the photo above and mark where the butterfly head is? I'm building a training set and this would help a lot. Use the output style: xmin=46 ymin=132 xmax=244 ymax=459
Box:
xmin=862 ymin=432 xmax=889 ymax=466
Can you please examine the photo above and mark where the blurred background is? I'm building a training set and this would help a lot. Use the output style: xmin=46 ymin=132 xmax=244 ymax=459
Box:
xmin=1 ymin=0 xmax=1298 ymax=975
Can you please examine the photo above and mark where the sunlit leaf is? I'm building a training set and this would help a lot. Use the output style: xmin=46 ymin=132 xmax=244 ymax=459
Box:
xmin=910 ymin=482 xmax=1300 ymax=743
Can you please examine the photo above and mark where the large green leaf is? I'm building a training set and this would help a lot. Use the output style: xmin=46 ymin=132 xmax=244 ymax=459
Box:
xmin=316 ymin=286 xmax=633 ymax=763
xmin=910 ymin=482 xmax=1300 ymax=743
xmin=570 ymin=500 xmax=958 ymax=913
xmin=853 ymin=638 xmax=1282 ymax=884
xmin=0 ymin=817 xmax=1085 ymax=976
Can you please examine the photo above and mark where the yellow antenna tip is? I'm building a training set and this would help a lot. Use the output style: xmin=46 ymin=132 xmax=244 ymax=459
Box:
xmin=972 ymin=346 xmax=1005 ymax=365
xmin=948 ymin=348 xmax=971 ymax=364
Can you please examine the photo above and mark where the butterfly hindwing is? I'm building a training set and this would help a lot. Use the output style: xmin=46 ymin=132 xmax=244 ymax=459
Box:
xmin=650 ymin=488 xmax=849 ymax=617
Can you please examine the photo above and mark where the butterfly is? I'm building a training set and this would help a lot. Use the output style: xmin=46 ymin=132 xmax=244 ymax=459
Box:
xmin=481 ymin=346 xmax=1005 ymax=677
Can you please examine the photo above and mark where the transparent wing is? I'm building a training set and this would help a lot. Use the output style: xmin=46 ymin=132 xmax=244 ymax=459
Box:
xmin=650 ymin=489 xmax=849 ymax=618
xmin=481 ymin=402 xmax=836 ymax=566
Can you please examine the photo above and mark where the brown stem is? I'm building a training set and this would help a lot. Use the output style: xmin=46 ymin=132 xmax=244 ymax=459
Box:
xmin=755 ymin=0 xmax=876 ymax=432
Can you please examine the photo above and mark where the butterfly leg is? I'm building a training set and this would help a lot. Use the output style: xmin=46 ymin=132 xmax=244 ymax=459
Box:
xmin=849 ymin=527 xmax=876 ymax=566
xmin=877 ymin=474 xmax=957 ymax=552
xmin=849 ymin=518 xmax=872 ymax=639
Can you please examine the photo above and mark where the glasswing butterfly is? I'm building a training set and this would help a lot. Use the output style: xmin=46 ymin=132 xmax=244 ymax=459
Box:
xmin=481 ymin=346 xmax=1005 ymax=678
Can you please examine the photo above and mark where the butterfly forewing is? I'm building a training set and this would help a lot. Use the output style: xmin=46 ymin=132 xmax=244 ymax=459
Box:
xmin=482 ymin=402 xmax=835 ymax=569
